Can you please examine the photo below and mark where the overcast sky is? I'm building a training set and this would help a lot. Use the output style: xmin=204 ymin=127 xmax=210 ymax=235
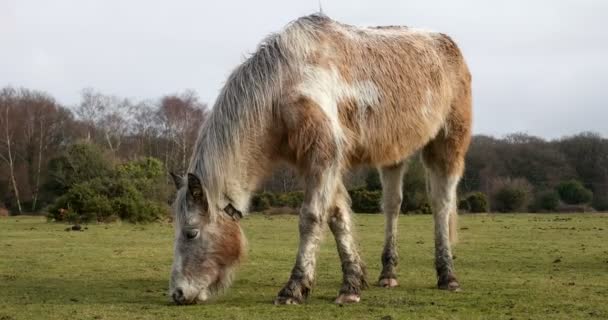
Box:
xmin=1 ymin=0 xmax=606 ymax=138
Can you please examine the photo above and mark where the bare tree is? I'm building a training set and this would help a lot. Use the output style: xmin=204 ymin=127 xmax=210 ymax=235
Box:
xmin=157 ymin=90 xmax=207 ymax=172
xmin=76 ymin=88 xmax=130 ymax=153
xmin=0 ymin=88 xmax=22 ymax=213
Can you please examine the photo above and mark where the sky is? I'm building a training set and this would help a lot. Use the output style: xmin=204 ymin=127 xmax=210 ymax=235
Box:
xmin=1 ymin=0 xmax=607 ymax=138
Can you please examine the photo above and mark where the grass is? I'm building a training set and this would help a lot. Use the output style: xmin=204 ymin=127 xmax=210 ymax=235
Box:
xmin=1 ymin=213 xmax=607 ymax=320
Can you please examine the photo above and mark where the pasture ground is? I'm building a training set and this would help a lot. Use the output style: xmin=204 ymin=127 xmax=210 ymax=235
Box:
xmin=1 ymin=213 xmax=607 ymax=320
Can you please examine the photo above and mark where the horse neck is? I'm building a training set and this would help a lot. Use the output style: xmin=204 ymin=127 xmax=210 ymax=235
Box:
xmin=194 ymin=124 xmax=275 ymax=214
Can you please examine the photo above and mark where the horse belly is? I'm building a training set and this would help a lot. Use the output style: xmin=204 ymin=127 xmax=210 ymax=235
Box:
xmin=344 ymin=99 xmax=449 ymax=168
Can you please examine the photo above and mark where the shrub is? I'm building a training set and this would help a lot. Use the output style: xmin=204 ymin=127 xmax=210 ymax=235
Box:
xmin=47 ymin=157 xmax=170 ymax=224
xmin=44 ymin=143 xmax=113 ymax=196
xmin=402 ymin=190 xmax=432 ymax=214
xmin=489 ymin=178 xmax=532 ymax=212
xmin=533 ymin=190 xmax=560 ymax=212
xmin=365 ymin=170 xmax=382 ymax=191
xmin=250 ymin=192 xmax=273 ymax=212
xmin=465 ymin=192 xmax=489 ymax=213
xmin=493 ymin=187 xmax=528 ymax=212
xmin=592 ymin=195 xmax=608 ymax=211
xmin=458 ymin=198 xmax=471 ymax=212
xmin=401 ymin=159 xmax=429 ymax=214
xmin=349 ymin=189 xmax=382 ymax=213
xmin=556 ymin=180 xmax=593 ymax=205
xmin=275 ymin=192 xmax=304 ymax=208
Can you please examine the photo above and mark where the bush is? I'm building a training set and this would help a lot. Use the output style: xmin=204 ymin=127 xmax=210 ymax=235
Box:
xmin=493 ymin=186 xmax=529 ymax=212
xmin=401 ymin=190 xmax=432 ymax=214
xmin=458 ymin=198 xmax=471 ymax=212
xmin=400 ymin=159 xmax=431 ymax=214
xmin=556 ymin=180 xmax=593 ymax=205
xmin=349 ymin=189 xmax=382 ymax=213
xmin=365 ymin=170 xmax=382 ymax=191
xmin=44 ymin=143 xmax=113 ymax=197
xmin=47 ymin=156 xmax=170 ymax=224
xmin=250 ymin=192 xmax=274 ymax=212
xmin=489 ymin=178 xmax=532 ymax=212
xmin=533 ymin=190 xmax=560 ymax=212
xmin=115 ymin=157 xmax=171 ymax=203
xmin=465 ymin=192 xmax=489 ymax=213
xmin=592 ymin=195 xmax=608 ymax=211
xmin=275 ymin=192 xmax=304 ymax=208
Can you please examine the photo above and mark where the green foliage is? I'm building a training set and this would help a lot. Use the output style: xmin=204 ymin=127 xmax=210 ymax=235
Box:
xmin=493 ymin=186 xmax=529 ymax=212
xmin=533 ymin=190 xmax=560 ymax=212
xmin=115 ymin=157 xmax=171 ymax=202
xmin=44 ymin=143 xmax=113 ymax=196
xmin=401 ymin=159 xmax=431 ymax=214
xmin=458 ymin=198 xmax=471 ymax=212
xmin=349 ymin=188 xmax=382 ymax=213
xmin=465 ymin=192 xmax=489 ymax=213
xmin=46 ymin=154 xmax=170 ymax=223
xmin=274 ymin=192 xmax=304 ymax=208
xmin=365 ymin=170 xmax=382 ymax=191
xmin=250 ymin=192 xmax=274 ymax=212
xmin=557 ymin=180 xmax=593 ymax=205
xmin=592 ymin=196 xmax=608 ymax=211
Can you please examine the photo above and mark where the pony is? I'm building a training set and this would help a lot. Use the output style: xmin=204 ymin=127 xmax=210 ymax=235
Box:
xmin=169 ymin=13 xmax=471 ymax=305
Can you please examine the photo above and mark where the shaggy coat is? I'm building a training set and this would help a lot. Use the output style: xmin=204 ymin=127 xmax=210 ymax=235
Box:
xmin=170 ymin=14 xmax=471 ymax=305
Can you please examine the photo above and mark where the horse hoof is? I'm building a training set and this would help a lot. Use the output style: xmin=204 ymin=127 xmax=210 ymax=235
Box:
xmin=439 ymin=280 xmax=461 ymax=292
xmin=274 ymin=297 xmax=301 ymax=305
xmin=334 ymin=293 xmax=360 ymax=304
xmin=378 ymin=278 xmax=399 ymax=288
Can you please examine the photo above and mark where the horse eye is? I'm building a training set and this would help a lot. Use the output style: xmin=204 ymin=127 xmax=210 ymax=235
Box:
xmin=184 ymin=228 xmax=199 ymax=240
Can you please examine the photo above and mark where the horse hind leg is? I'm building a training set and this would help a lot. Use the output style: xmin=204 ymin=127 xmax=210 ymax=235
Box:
xmin=378 ymin=160 xmax=408 ymax=288
xmin=328 ymin=182 xmax=367 ymax=304
xmin=422 ymin=100 xmax=471 ymax=291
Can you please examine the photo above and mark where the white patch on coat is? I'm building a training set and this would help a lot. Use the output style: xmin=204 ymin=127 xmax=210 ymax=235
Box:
xmin=297 ymin=65 xmax=380 ymax=150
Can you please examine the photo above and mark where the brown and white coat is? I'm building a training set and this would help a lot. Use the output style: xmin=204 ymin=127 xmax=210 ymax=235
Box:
xmin=169 ymin=13 xmax=472 ymax=305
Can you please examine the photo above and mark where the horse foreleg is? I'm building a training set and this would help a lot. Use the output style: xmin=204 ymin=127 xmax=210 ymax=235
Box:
xmin=274 ymin=166 xmax=339 ymax=305
xmin=328 ymin=182 xmax=367 ymax=304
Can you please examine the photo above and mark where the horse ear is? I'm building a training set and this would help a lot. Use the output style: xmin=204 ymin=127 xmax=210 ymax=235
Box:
xmin=187 ymin=173 xmax=208 ymax=211
xmin=170 ymin=172 xmax=183 ymax=189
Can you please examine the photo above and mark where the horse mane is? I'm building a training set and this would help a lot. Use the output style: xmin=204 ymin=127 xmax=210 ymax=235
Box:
xmin=186 ymin=14 xmax=332 ymax=219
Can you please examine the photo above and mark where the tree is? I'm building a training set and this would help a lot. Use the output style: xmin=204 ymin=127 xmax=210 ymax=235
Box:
xmin=558 ymin=133 xmax=608 ymax=210
xmin=156 ymin=90 xmax=207 ymax=173
xmin=0 ymin=87 xmax=23 ymax=213
xmin=76 ymin=88 xmax=131 ymax=153
xmin=556 ymin=180 xmax=593 ymax=205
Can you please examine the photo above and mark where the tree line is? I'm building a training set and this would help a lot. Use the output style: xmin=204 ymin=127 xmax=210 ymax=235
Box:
xmin=1 ymin=86 xmax=606 ymax=218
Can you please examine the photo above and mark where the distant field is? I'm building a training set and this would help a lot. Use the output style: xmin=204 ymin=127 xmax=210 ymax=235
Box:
xmin=1 ymin=213 xmax=607 ymax=320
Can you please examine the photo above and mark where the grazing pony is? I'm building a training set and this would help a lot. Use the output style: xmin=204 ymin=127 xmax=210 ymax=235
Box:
xmin=169 ymin=13 xmax=471 ymax=305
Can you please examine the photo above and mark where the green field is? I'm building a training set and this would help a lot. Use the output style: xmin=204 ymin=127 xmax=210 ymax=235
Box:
xmin=1 ymin=214 xmax=607 ymax=320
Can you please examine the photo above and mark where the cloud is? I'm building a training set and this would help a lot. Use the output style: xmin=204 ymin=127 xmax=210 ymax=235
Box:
xmin=1 ymin=0 xmax=606 ymax=138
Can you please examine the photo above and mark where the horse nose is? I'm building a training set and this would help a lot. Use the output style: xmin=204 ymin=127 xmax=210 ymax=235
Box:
xmin=172 ymin=287 xmax=186 ymax=305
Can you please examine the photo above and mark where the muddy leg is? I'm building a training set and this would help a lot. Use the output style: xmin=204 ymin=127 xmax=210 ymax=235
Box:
xmin=378 ymin=161 xmax=408 ymax=288
xmin=274 ymin=167 xmax=339 ymax=304
xmin=328 ymin=182 xmax=367 ymax=303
